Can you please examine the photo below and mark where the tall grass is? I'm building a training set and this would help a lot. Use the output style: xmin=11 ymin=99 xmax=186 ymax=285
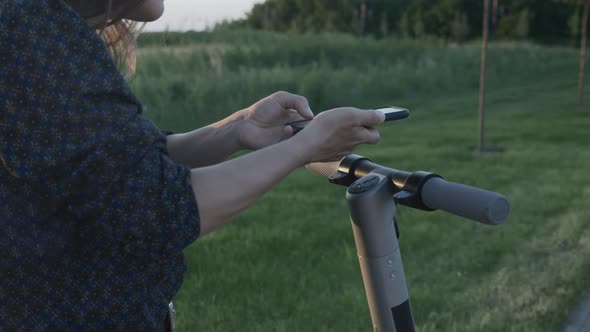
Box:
xmin=133 ymin=30 xmax=582 ymax=131
xmin=130 ymin=30 xmax=590 ymax=331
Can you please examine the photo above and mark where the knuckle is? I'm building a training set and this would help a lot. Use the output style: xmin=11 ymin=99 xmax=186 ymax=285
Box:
xmin=366 ymin=111 xmax=379 ymax=125
xmin=376 ymin=111 xmax=386 ymax=123
xmin=372 ymin=133 xmax=381 ymax=144
xmin=373 ymin=112 xmax=382 ymax=123
xmin=335 ymin=107 xmax=355 ymax=115
xmin=347 ymin=107 xmax=361 ymax=115
xmin=273 ymin=91 xmax=287 ymax=98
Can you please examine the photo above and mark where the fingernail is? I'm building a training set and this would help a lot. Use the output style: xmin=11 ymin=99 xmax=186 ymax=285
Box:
xmin=376 ymin=111 xmax=385 ymax=122
xmin=307 ymin=106 xmax=314 ymax=117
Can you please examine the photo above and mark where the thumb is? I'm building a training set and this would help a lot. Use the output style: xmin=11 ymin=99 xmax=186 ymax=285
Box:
xmin=273 ymin=91 xmax=314 ymax=119
xmin=357 ymin=110 xmax=386 ymax=127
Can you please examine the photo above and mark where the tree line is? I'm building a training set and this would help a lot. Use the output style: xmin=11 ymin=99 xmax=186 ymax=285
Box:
xmin=223 ymin=0 xmax=583 ymax=44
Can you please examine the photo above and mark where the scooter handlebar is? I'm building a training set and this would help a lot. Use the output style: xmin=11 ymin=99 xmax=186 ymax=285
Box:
xmin=306 ymin=158 xmax=510 ymax=225
xmin=421 ymin=177 xmax=510 ymax=225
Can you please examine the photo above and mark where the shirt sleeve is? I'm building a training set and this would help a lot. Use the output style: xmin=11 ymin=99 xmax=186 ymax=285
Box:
xmin=68 ymin=140 xmax=201 ymax=258
xmin=162 ymin=130 xmax=176 ymax=136
xmin=0 ymin=0 xmax=200 ymax=257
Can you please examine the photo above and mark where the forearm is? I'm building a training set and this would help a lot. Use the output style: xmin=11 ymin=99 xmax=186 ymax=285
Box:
xmin=190 ymin=137 xmax=309 ymax=235
xmin=166 ymin=113 xmax=243 ymax=168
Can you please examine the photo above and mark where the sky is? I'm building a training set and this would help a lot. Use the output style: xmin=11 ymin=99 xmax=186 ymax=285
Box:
xmin=144 ymin=0 xmax=265 ymax=32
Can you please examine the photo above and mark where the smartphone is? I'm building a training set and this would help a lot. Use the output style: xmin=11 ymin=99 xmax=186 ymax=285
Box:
xmin=375 ymin=106 xmax=410 ymax=121
xmin=288 ymin=106 xmax=410 ymax=135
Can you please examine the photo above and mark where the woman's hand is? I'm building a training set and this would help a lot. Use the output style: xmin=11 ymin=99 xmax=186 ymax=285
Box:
xmin=165 ymin=91 xmax=312 ymax=168
xmin=236 ymin=91 xmax=314 ymax=151
xmin=192 ymin=106 xmax=385 ymax=234
xmin=290 ymin=107 xmax=386 ymax=164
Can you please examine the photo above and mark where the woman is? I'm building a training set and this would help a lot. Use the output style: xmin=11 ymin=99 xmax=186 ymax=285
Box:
xmin=0 ymin=0 xmax=385 ymax=330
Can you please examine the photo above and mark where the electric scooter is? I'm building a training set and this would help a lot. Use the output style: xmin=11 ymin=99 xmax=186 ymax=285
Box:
xmin=306 ymin=154 xmax=511 ymax=332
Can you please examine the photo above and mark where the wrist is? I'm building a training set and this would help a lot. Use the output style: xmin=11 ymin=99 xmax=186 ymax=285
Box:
xmin=285 ymin=133 xmax=314 ymax=167
xmin=210 ymin=111 xmax=245 ymax=153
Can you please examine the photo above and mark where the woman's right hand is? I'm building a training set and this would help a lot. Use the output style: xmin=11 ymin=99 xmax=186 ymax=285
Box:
xmin=291 ymin=107 xmax=386 ymax=164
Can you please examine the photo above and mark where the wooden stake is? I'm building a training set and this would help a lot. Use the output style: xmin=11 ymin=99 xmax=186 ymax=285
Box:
xmin=492 ymin=0 xmax=499 ymax=40
xmin=360 ymin=0 xmax=367 ymax=35
xmin=479 ymin=0 xmax=490 ymax=151
xmin=578 ymin=0 xmax=590 ymax=112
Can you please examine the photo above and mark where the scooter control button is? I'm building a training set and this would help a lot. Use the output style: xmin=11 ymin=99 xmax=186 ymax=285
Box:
xmin=348 ymin=175 xmax=380 ymax=194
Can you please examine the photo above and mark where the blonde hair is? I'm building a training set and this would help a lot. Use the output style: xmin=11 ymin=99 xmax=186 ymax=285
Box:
xmin=99 ymin=19 xmax=143 ymax=79
xmin=69 ymin=0 xmax=145 ymax=79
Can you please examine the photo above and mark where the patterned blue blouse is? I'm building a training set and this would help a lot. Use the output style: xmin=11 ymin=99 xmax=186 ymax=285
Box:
xmin=0 ymin=0 xmax=200 ymax=330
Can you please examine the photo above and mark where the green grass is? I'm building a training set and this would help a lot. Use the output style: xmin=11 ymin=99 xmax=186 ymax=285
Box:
xmin=131 ymin=30 xmax=590 ymax=331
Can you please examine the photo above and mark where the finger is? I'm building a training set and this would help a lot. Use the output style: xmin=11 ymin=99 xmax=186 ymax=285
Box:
xmin=283 ymin=125 xmax=295 ymax=139
xmin=273 ymin=91 xmax=314 ymax=119
xmin=354 ymin=109 xmax=385 ymax=127
xmin=287 ymin=110 xmax=307 ymax=123
xmin=323 ymin=107 xmax=383 ymax=127
xmin=336 ymin=150 xmax=353 ymax=160
xmin=363 ymin=128 xmax=381 ymax=145
xmin=350 ymin=125 xmax=367 ymax=142
xmin=324 ymin=153 xmax=347 ymax=162
xmin=318 ymin=107 xmax=357 ymax=127
xmin=350 ymin=127 xmax=380 ymax=145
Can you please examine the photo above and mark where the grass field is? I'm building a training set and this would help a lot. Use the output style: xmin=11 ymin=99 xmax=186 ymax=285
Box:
xmin=131 ymin=30 xmax=590 ymax=331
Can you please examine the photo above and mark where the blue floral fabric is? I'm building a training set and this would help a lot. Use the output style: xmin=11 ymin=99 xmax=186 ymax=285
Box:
xmin=0 ymin=0 xmax=200 ymax=330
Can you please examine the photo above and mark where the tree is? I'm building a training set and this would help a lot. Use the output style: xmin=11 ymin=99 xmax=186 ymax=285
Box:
xmin=399 ymin=12 xmax=411 ymax=38
xmin=551 ymin=0 xmax=590 ymax=112
xmin=413 ymin=11 xmax=425 ymax=38
xmin=569 ymin=8 xmax=581 ymax=40
xmin=478 ymin=0 xmax=490 ymax=152
xmin=360 ymin=0 xmax=367 ymax=35
xmin=491 ymin=0 xmax=499 ymax=40
xmin=233 ymin=0 xmax=575 ymax=42
xmin=380 ymin=11 xmax=389 ymax=37
xmin=515 ymin=8 xmax=530 ymax=39
xmin=451 ymin=12 xmax=470 ymax=43
xmin=578 ymin=0 xmax=590 ymax=112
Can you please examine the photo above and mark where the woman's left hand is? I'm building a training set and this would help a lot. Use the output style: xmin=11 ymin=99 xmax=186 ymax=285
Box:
xmin=236 ymin=91 xmax=314 ymax=151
